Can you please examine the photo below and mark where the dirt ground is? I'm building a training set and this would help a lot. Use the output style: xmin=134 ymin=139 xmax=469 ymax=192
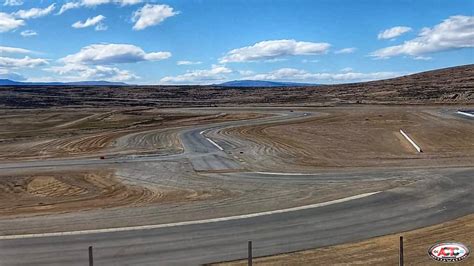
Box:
xmin=214 ymin=214 xmax=473 ymax=266
xmin=221 ymin=106 xmax=474 ymax=171
xmin=0 ymin=166 xmax=242 ymax=218
xmin=0 ymin=169 xmax=192 ymax=217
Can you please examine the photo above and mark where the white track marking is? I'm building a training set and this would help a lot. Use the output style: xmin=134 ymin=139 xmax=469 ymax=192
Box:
xmin=200 ymin=130 xmax=207 ymax=135
xmin=255 ymin=172 xmax=313 ymax=176
xmin=206 ymin=138 xmax=224 ymax=151
xmin=457 ymin=111 xmax=474 ymax=118
xmin=400 ymin=129 xmax=422 ymax=153
xmin=0 ymin=192 xmax=380 ymax=240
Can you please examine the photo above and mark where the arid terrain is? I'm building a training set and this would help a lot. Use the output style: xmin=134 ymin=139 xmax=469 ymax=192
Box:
xmin=0 ymin=65 xmax=472 ymax=109
xmin=0 ymin=65 xmax=472 ymax=265
xmin=220 ymin=106 xmax=474 ymax=170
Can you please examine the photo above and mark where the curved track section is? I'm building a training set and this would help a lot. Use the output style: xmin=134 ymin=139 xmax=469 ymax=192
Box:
xmin=0 ymin=168 xmax=472 ymax=265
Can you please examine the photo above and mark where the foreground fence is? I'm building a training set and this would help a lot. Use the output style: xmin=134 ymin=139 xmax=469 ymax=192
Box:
xmin=87 ymin=237 xmax=406 ymax=265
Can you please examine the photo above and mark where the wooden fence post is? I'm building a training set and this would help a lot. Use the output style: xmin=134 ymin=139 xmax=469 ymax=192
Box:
xmin=399 ymin=236 xmax=404 ymax=266
xmin=89 ymin=246 xmax=94 ymax=266
xmin=248 ymin=241 xmax=253 ymax=266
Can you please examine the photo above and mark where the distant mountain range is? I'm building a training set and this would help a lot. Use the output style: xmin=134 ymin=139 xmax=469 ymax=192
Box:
xmin=0 ymin=79 xmax=128 ymax=86
xmin=217 ymin=80 xmax=318 ymax=87
xmin=0 ymin=78 xmax=317 ymax=87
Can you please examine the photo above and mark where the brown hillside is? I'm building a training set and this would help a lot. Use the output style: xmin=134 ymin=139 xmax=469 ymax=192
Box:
xmin=0 ymin=65 xmax=472 ymax=108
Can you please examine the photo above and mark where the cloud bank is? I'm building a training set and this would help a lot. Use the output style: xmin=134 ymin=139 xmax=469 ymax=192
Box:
xmin=61 ymin=43 xmax=171 ymax=65
xmin=160 ymin=65 xmax=232 ymax=84
xmin=220 ymin=39 xmax=330 ymax=63
xmin=371 ymin=16 xmax=474 ymax=58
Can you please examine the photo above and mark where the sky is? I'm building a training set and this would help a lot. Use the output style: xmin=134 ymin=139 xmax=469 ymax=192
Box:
xmin=1 ymin=0 xmax=473 ymax=85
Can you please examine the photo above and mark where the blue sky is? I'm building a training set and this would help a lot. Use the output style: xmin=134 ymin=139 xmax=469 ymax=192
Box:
xmin=1 ymin=0 xmax=473 ymax=84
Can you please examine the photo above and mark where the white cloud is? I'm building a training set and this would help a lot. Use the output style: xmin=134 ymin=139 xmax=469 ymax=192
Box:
xmin=82 ymin=0 xmax=143 ymax=6
xmin=0 ymin=56 xmax=48 ymax=68
xmin=58 ymin=2 xmax=81 ymax=15
xmin=4 ymin=0 xmax=23 ymax=6
xmin=0 ymin=69 xmax=26 ymax=81
xmin=238 ymin=70 xmax=254 ymax=75
xmin=143 ymin=52 xmax=171 ymax=61
xmin=413 ymin=56 xmax=432 ymax=61
xmin=118 ymin=0 xmax=143 ymax=5
xmin=0 ymin=48 xmax=42 ymax=78
xmin=58 ymin=0 xmax=143 ymax=14
xmin=132 ymin=4 xmax=179 ymax=30
xmin=1 ymin=4 xmax=54 ymax=32
xmin=302 ymin=59 xmax=319 ymax=63
xmin=54 ymin=43 xmax=167 ymax=82
xmin=160 ymin=65 xmax=232 ymax=84
xmin=20 ymin=29 xmax=37 ymax=37
xmin=334 ymin=47 xmax=356 ymax=54
xmin=371 ymin=16 xmax=474 ymax=59
xmin=340 ymin=67 xmax=353 ymax=72
xmin=94 ymin=23 xmax=108 ymax=31
xmin=377 ymin=26 xmax=412 ymax=40
xmin=264 ymin=58 xmax=287 ymax=63
xmin=219 ymin=39 xmax=330 ymax=63
xmin=242 ymin=68 xmax=400 ymax=83
xmin=0 ymin=45 xmax=32 ymax=54
xmin=14 ymin=4 xmax=56 ymax=19
xmin=47 ymin=63 xmax=138 ymax=81
xmin=72 ymin=15 xmax=106 ymax=30
xmin=177 ymin=60 xmax=202 ymax=65
xmin=81 ymin=0 xmax=114 ymax=6
xmin=0 ymin=12 xmax=24 ymax=32
xmin=61 ymin=43 xmax=171 ymax=65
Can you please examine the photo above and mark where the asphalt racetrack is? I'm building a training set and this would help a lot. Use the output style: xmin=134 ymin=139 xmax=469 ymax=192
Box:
xmin=0 ymin=110 xmax=473 ymax=265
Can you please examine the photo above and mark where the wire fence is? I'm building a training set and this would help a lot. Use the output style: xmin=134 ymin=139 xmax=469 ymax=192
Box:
xmin=86 ymin=236 xmax=406 ymax=266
